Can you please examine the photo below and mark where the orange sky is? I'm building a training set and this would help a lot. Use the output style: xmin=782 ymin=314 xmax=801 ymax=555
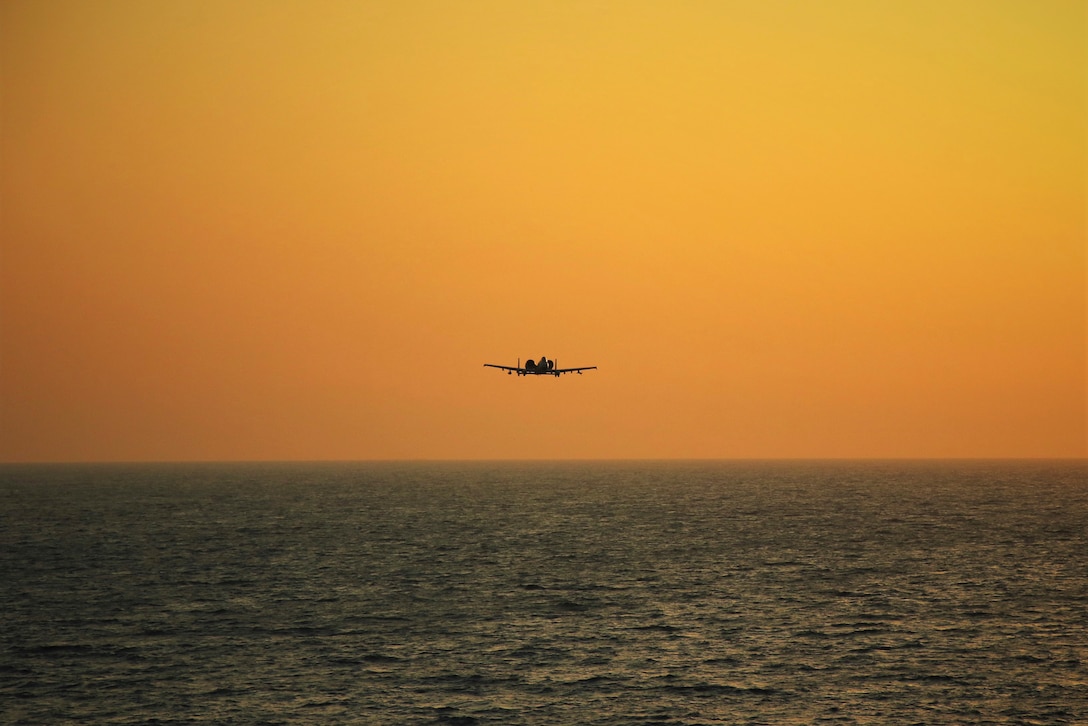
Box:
xmin=2 ymin=0 xmax=1085 ymax=461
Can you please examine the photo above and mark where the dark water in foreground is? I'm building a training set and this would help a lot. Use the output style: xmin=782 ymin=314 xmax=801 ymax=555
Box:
xmin=1 ymin=460 xmax=1085 ymax=725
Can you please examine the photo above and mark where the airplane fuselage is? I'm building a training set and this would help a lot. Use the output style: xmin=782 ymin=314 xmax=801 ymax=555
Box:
xmin=522 ymin=357 xmax=555 ymax=374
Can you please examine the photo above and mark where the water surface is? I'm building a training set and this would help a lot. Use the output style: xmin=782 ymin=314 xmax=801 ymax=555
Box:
xmin=2 ymin=460 xmax=1085 ymax=724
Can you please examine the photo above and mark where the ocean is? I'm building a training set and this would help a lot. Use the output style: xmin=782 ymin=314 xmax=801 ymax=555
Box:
xmin=1 ymin=460 xmax=1085 ymax=724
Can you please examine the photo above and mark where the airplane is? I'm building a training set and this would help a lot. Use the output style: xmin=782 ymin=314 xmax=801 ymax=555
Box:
xmin=484 ymin=356 xmax=597 ymax=377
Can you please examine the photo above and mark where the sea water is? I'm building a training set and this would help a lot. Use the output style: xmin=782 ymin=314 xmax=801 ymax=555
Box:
xmin=1 ymin=460 xmax=1085 ymax=724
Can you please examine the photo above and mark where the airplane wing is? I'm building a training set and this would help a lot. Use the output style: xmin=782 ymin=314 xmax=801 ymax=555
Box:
xmin=484 ymin=362 xmax=597 ymax=375
xmin=483 ymin=364 xmax=524 ymax=373
xmin=552 ymin=366 xmax=598 ymax=375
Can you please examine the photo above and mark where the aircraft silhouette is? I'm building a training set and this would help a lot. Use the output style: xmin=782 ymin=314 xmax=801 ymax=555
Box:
xmin=484 ymin=356 xmax=597 ymax=377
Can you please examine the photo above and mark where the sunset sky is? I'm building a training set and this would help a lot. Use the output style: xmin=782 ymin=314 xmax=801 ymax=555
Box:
xmin=2 ymin=0 xmax=1085 ymax=461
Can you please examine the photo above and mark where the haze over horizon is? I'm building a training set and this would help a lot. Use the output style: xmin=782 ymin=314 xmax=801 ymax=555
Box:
xmin=2 ymin=1 xmax=1085 ymax=462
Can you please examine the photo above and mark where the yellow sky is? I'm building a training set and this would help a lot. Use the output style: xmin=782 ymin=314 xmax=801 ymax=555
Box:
xmin=2 ymin=0 xmax=1085 ymax=461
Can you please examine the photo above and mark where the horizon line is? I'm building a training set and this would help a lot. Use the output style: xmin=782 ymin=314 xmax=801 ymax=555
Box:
xmin=1 ymin=456 xmax=1085 ymax=467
